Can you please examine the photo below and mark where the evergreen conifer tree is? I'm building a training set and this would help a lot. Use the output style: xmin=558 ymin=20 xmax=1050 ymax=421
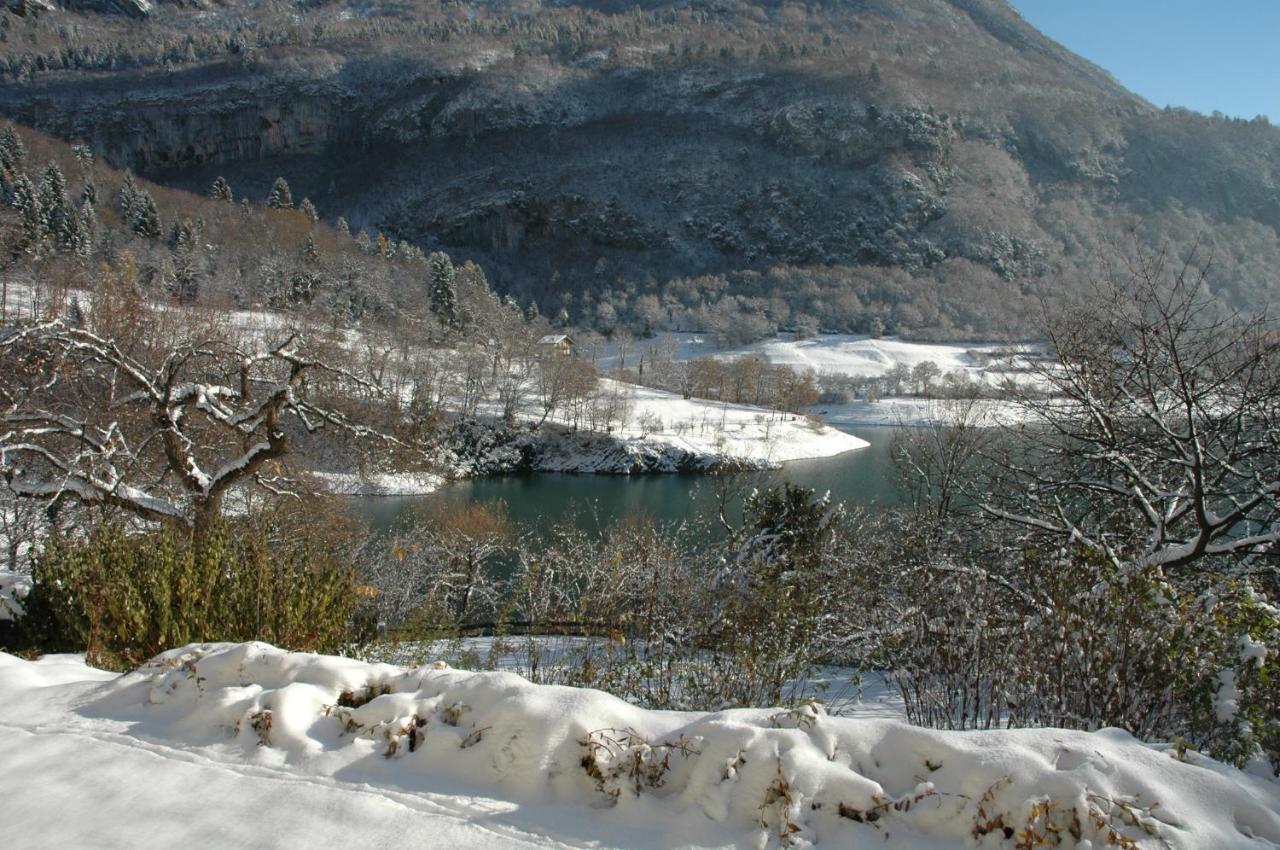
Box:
xmin=132 ymin=190 xmax=161 ymax=238
xmin=0 ymin=124 xmax=26 ymax=182
xmin=428 ymin=251 xmax=458 ymax=329
xmin=67 ymin=297 xmax=86 ymax=327
xmin=11 ymin=174 xmax=41 ymax=249
xmin=209 ymin=176 xmax=232 ymax=203
xmin=266 ymin=177 xmax=293 ymax=209
xmin=36 ymin=161 xmax=77 ymax=249
xmin=299 ymin=197 xmax=318 ymax=223
xmin=171 ymin=247 xmax=198 ymax=301
xmin=118 ymin=171 xmax=138 ymax=221
xmin=72 ymin=203 xmax=95 ymax=258
xmin=71 ymin=143 xmax=93 ymax=168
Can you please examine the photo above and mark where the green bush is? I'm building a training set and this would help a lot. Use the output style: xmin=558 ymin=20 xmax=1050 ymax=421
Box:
xmin=20 ymin=523 xmax=357 ymax=669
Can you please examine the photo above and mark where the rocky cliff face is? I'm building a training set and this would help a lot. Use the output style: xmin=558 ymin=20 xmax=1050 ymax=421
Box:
xmin=1 ymin=0 xmax=1277 ymax=336
xmin=0 ymin=59 xmax=354 ymax=169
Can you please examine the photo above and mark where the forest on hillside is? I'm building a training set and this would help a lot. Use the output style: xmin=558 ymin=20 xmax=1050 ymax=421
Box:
xmin=0 ymin=0 xmax=1277 ymax=342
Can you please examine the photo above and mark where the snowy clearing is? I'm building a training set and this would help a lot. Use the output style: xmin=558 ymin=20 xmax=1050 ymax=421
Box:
xmin=598 ymin=380 xmax=869 ymax=465
xmin=604 ymin=332 xmax=1042 ymax=386
xmin=597 ymin=332 xmax=1050 ymax=428
xmin=2 ymin=643 xmax=1277 ymax=849
xmin=716 ymin=334 xmax=1038 ymax=384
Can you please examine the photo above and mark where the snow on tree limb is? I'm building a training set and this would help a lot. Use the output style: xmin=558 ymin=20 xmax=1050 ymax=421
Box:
xmin=975 ymin=252 xmax=1280 ymax=575
xmin=0 ymin=316 xmax=406 ymax=531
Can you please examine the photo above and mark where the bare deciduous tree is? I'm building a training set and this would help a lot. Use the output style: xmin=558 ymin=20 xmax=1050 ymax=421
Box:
xmin=979 ymin=254 xmax=1280 ymax=578
xmin=1 ymin=307 xmax=394 ymax=538
xmin=892 ymin=398 xmax=995 ymax=519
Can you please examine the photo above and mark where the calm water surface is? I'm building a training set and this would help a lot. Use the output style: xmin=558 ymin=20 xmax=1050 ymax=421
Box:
xmin=355 ymin=426 xmax=904 ymax=534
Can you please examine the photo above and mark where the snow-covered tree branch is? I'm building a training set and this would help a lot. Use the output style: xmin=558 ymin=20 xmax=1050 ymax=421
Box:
xmin=0 ymin=313 xmax=399 ymax=536
xmin=979 ymin=252 xmax=1280 ymax=577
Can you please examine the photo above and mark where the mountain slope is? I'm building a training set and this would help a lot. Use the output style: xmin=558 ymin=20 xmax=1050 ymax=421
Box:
xmin=1 ymin=0 xmax=1277 ymax=339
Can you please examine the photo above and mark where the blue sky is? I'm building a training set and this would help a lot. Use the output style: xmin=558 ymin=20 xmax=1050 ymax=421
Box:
xmin=1010 ymin=1 xmax=1278 ymax=121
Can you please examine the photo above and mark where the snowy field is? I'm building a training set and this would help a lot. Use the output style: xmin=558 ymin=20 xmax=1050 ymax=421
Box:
xmin=597 ymin=332 xmax=1049 ymax=429
xmin=716 ymin=334 xmax=1041 ymax=385
xmin=814 ymin=398 xmax=1027 ymax=428
xmin=599 ymin=332 xmax=1042 ymax=385
xmin=593 ymin=380 xmax=868 ymax=465
xmin=2 ymin=643 xmax=1277 ymax=849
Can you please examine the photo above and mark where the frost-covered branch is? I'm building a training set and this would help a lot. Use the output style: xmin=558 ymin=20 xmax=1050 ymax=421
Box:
xmin=0 ymin=316 xmax=404 ymax=533
xmin=976 ymin=254 xmax=1280 ymax=575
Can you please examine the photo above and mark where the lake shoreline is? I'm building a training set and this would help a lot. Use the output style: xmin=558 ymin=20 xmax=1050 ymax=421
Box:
xmin=351 ymin=426 xmax=905 ymax=534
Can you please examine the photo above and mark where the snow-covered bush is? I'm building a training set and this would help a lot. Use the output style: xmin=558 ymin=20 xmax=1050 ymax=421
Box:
xmin=20 ymin=523 xmax=357 ymax=668
xmin=0 ymin=570 xmax=32 ymax=632
xmin=866 ymin=524 xmax=1280 ymax=771
xmin=636 ymin=410 xmax=664 ymax=435
xmin=1175 ymin=580 xmax=1280 ymax=771
xmin=707 ymin=484 xmax=850 ymax=706
xmin=1017 ymin=550 xmax=1280 ymax=770
xmin=876 ymin=264 xmax=1280 ymax=770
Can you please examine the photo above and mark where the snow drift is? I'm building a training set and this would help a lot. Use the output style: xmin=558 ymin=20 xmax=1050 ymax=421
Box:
xmin=25 ymin=642 xmax=1276 ymax=849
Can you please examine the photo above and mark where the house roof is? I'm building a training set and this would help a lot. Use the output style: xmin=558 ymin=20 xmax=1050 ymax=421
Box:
xmin=538 ymin=334 xmax=573 ymax=345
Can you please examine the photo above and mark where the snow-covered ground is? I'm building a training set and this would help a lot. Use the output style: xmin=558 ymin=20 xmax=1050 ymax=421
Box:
xmin=597 ymin=332 xmax=1049 ymax=429
xmin=717 ymin=334 xmax=1038 ymax=384
xmin=441 ymin=378 xmax=869 ymax=477
xmin=602 ymin=332 xmax=1041 ymax=385
xmin=308 ymin=471 xmax=445 ymax=496
xmin=596 ymin=380 xmax=868 ymax=466
xmin=3 ymin=643 xmax=1277 ymax=849
xmin=815 ymin=398 xmax=1027 ymax=429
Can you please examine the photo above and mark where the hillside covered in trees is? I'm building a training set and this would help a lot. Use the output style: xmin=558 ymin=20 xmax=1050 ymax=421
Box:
xmin=0 ymin=0 xmax=1277 ymax=341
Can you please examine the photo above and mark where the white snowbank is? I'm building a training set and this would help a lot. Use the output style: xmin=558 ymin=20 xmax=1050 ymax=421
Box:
xmin=361 ymin=637 xmax=904 ymax=719
xmin=0 ymin=571 xmax=31 ymax=622
xmin=3 ymin=643 xmax=1277 ymax=849
xmin=603 ymin=380 xmax=868 ymax=465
